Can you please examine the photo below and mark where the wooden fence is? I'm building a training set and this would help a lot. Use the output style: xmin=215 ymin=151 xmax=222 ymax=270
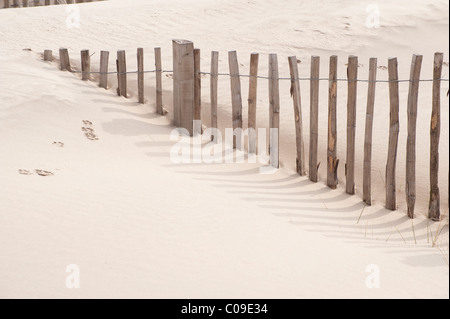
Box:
xmin=44 ymin=40 xmax=448 ymax=222
xmin=1 ymin=0 xmax=104 ymax=9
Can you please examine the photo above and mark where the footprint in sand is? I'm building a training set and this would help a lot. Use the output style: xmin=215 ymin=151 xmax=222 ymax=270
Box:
xmin=19 ymin=169 xmax=55 ymax=176
xmin=82 ymin=127 xmax=94 ymax=133
xmin=378 ymin=66 xmax=388 ymax=71
xmin=53 ymin=141 xmax=64 ymax=147
xmin=18 ymin=169 xmax=33 ymax=176
xmin=85 ymin=132 xmax=99 ymax=141
xmin=35 ymin=170 xmax=54 ymax=177
xmin=82 ymin=121 xmax=99 ymax=141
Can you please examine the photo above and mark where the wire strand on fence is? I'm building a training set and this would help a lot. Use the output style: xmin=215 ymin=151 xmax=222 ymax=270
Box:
xmin=198 ymin=72 xmax=449 ymax=83
xmin=68 ymin=69 xmax=449 ymax=83
xmin=69 ymin=69 xmax=173 ymax=75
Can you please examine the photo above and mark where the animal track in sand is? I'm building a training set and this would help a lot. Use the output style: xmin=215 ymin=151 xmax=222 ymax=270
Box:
xmin=52 ymin=141 xmax=64 ymax=147
xmin=18 ymin=169 xmax=33 ymax=176
xmin=35 ymin=170 xmax=54 ymax=177
xmin=85 ymin=132 xmax=99 ymax=141
xmin=82 ymin=120 xmax=99 ymax=141
xmin=18 ymin=169 xmax=55 ymax=177
xmin=82 ymin=127 xmax=94 ymax=133
xmin=378 ymin=66 xmax=388 ymax=71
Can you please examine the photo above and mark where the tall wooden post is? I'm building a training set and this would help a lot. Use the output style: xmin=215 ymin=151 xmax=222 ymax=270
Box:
xmin=248 ymin=53 xmax=259 ymax=154
xmin=386 ymin=57 xmax=400 ymax=211
xmin=210 ymin=51 xmax=219 ymax=142
xmin=137 ymin=48 xmax=145 ymax=104
xmin=327 ymin=56 xmax=339 ymax=189
xmin=269 ymin=54 xmax=280 ymax=169
xmin=173 ymin=40 xmax=195 ymax=136
xmin=99 ymin=51 xmax=109 ymax=89
xmin=288 ymin=56 xmax=306 ymax=176
xmin=346 ymin=56 xmax=358 ymax=195
xmin=81 ymin=49 xmax=90 ymax=81
xmin=429 ymin=52 xmax=444 ymax=221
xmin=309 ymin=56 xmax=320 ymax=183
xmin=194 ymin=48 xmax=202 ymax=133
xmin=363 ymin=58 xmax=377 ymax=205
xmin=117 ymin=50 xmax=127 ymax=97
xmin=406 ymin=54 xmax=423 ymax=219
xmin=155 ymin=47 xmax=164 ymax=115
xmin=228 ymin=51 xmax=243 ymax=149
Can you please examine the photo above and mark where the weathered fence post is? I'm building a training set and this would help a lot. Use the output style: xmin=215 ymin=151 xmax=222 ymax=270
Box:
xmin=248 ymin=53 xmax=259 ymax=154
xmin=115 ymin=59 xmax=119 ymax=94
xmin=429 ymin=52 xmax=444 ymax=221
xmin=59 ymin=48 xmax=71 ymax=71
xmin=328 ymin=55 xmax=339 ymax=189
xmin=44 ymin=50 xmax=53 ymax=62
xmin=81 ymin=49 xmax=90 ymax=81
xmin=99 ymin=50 xmax=109 ymax=89
xmin=346 ymin=56 xmax=358 ymax=195
xmin=269 ymin=54 xmax=280 ymax=169
xmin=228 ymin=51 xmax=243 ymax=149
xmin=154 ymin=47 xmax=164 ymax=115
xmin=309 ymin=56 xmax=320 ymax=183
xmin=194 ymin=48 xmax=202 ymax=134
xmin=117 ymin=50 xmax=127 ymax=97
xmin=363 ymin=58 xmax=377 ymax=205
xmin=173 ymin=40 xmax=195 ymax=135
xmin=137 ymin=48 xmax=145 ymax=104
xmin=406 ymin=54 xmax=423 ymax=219
xmin=210 ymin=51 xmax=219 ymax=142
xmin=288 ymin=56 xmax=306 ymax=176
xmin=4 ymin=0 xmax=10 ymax=9
xmin=22 ymin=0 xmax=27 ymax=8
xmin=386 ymin=57 xmax=400 ymax=211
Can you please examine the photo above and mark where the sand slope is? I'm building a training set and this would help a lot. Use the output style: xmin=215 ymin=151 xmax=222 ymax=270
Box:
xmin=0 ymin=0 xmax=448 ymax=299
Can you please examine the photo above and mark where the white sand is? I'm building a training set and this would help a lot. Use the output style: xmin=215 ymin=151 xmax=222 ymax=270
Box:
xmin=0 ymin=0 xmax=448 ymax=299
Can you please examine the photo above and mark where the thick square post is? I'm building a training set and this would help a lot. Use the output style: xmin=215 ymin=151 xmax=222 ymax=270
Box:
xmin=173 ymin=40 xmax=195 ymax=136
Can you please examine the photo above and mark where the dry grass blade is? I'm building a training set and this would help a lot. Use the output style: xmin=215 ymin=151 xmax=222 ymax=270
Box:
xmin=395 ymin=227 xmax=406 ymax=244
xmin=357 ymin=204 xmax=367 ymax=224
xmin=411 ymin=219 xmax=417 ymax=245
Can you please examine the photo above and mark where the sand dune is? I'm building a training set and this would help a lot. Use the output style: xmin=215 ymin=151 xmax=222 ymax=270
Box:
xmin=0 ymin=0 xmax=448 ymax=299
